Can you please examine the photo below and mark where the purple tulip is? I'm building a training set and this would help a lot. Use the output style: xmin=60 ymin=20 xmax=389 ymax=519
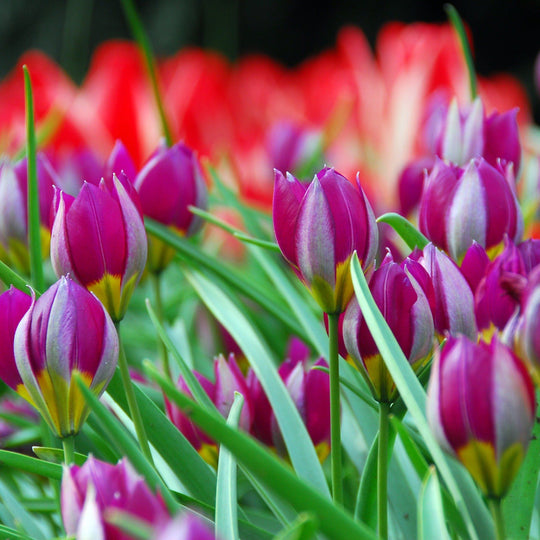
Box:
xmin=397 ymin=156 xmax=435 ymax=217
xmin=0 ymin=154 xmax=58 ymax=272
xmin=248 ymin=346 xmax=330 ymax=460
xmin=419 ymin=157 xmax=523 ymax=262
xmin=14 ymin=277 xmax=118 ymax=438
xmin=459 ymin=241 xmax=490 ymax=294
xmin=165 ymin=354 xmax=252 ymax=467
xmin=343 ymin=253 xmax=434 ymax=402
xmin=61 ymin=456 xmax=170 ymax=540
xmin=0 ymin=286 xmax=32 ymax=392
xmin=134 ymin=142 xmax=208 ymax=273
xmin=427 ymin=336 xmax=535 ymax=497
xmin=412 ymin=244 xmax=477 ymax=339
xmin=105 ymin=140 xmax=138 ymax=183
xmin=273 ymin=167 xmax=378 ymax=314
xmin=50 ymin=173 xmax=147 ymax=322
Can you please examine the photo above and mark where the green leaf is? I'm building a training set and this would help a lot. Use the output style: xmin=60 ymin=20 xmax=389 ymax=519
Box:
xmin=0 ymin=524 xmax=33 ymax=540
xmin=144 ymin=219 xmax=306 ymax=340
xmin=503 ymin=404 xmax=540 ymax=539
xmin=185 ymin=269 xmax=330 ymax=498
xmin=216 ymin=392 xmax=243 ymax=540
xmin=0 ymin=261 xmax=32 ymax=294
xmin=0 ymin=450 xmax=62 ymax=480
xmin=418 ymin=467 xmax=451 ymax=540
xmin=354 ymin=432 xmax=380 ymax=529
xmin=146 ymin=362 xmax=378 ymax=540
xmin=273 ymin=512 xmax=319 ymax=540
xmin=350 ymin=253 xmax=492 ymax=540
xmin=376 ymin=212 xmax=429 ymax=251
xmin=390 ymin=416 xmax=429 ymax=479
xmin=105 ymin=509 xmax=153 ymax=540
xmin=0 ymin=478 xmax=47 ymax=540
xmin=32 ymin=446 xmax=86 ymax=466
xmin=23 ymin=65 xmax=44 ymax=292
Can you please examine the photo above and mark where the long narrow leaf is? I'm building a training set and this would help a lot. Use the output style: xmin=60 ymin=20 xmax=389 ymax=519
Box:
xmin=216 ymin=392 xmax=243 ymax=540
xmin=0 ymin=261 xmax=32 ymax=294
xmin=418 ymin=468 xmax=450 ymax=540
xmin=376 ymin=212 xmax=429 ymax=251
xmin=350 ymin=253 xmax=492 ymax=540
xmin=185 ymin=269 xmax=330 ymax=498
xmin=0 ymin=450 xmax=62 ymax=480
xmin=146 ymin=362 xmax=378 ymax=540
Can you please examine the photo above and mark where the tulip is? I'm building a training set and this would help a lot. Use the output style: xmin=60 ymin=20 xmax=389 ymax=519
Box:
xmin=0 ymin=154 xmax=58 ymax=273
xmin=50 ymin=173 xmax=147 ymax=322
xmin=459 ymin=241 xmax=490 ymax=294
xmin=133 ymin=141 xmax=207 ymax=273
xmin=0 ymin=286 xmax=32 ymax=392
xmin=343 ymin=253 xmax=434 ymax=402
xmin=155 ymin=513 xmax=214 ymax=540
xmin=248 ymin=349 xmax=331 ymax=460
xmin=273 ymin=167 xmax=378 ymax=314
xmin=14 ymin=276 xmax=118 ymax=438
xmin=412 ymin=243 xmax=477 ymax=340
xmin=427 ymin=336 xmax=535 ymax=498
xmin=105 ymin=140 xmax=138 ymax=183
xmin=419 ymin=157 xmax=523 ymax=262
xmin=61 ymin=456 xmax=169 ymax=540
xmin=165 ymin=354 xmax=252 ymax=467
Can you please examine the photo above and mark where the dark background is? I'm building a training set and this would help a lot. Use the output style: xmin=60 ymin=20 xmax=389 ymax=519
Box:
xmin=1 ymin=0 xmax=539 ymax=120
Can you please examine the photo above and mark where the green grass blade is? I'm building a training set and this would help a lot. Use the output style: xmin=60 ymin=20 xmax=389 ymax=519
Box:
xmin=104 ymin=370 xmax=217 ymax=507
xmin=185 ymin=269 xmax=330 ymax=498
xmin=0 ymin=524 xmax=33 ymax=540
xmin=0 ymin=450 xmax=62 ymax=480
xmin=0 ymin=261 xmax=32 ymax=294
xmin=0 ymin=479 xmax=47 ymax=540
xmin=273 ymin=512 xmax=319 ymax=540
xmin=376 ymin=212 xmax=429 ymax=251
xmin=350 ymin=253 xmax=492 ymax=540
xmin=146 ymin=362 xmax=378 ymax=540
xmin=23 ymin=66 xmax=44 ymax=292
xmin=419 ymin=467 xmax=451 ymax=540
xmin=216 ymin=392 xmax=243 ymax=540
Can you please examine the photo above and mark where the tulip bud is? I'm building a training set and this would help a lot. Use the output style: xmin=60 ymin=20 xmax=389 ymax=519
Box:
xmin=459 ymin=241 xmax=490 ymax=294
xmin=50 ymin=174 xmax=147 ymax=322
xmin=165 ymin=354 xmax=252 ymax=467
xmin=343 ymin=254 xmax=434 ymax=402
xmin=134 ymin=142 xmax=208 ymax=273
xmin=14 ymin=277 xmax=118 ymax=438
xmin=427 ymin=336 xmax=535 ymax=497
xmin=105 ymin=140 xmax=138 ymax=183
xmin=412 ymin=244 xmax=477 ymax=339
xmin=0 ymin=154 xmax=58 ymax=273
xmin=273 ymin=167 xmax=378 ymax=314
xmin=61 ymin=456 xmax=170 ymax=540
xmin=0 ymin=286 xmax=32 ymax=392
xmin=419 ymin=158 xmax=523 ymax=262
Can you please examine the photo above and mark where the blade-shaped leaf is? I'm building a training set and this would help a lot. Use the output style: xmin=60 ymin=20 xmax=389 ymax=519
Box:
xmin=376 ymin=212 xmax=429 ymax=251
xmin=419 ymin=467 xmax=451 ymax=540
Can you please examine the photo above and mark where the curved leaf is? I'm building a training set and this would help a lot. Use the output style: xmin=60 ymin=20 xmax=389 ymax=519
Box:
xmin=376 ymin=212 xmax=429 ymax=251
xmin=419 ymin=467 xmax=450 ymax=540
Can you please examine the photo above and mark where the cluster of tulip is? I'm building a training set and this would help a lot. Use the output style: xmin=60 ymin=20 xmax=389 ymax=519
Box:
xmin=0 ymin=8 xmax=539 ymax=540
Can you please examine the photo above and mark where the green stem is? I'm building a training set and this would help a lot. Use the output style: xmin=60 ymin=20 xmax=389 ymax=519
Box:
xmin=378 ymin=401 xmax=390 ymax=540
xmin=151 ymin=273 xmax=170 ymax=378
xmin=23 ymin=66 xmax=44 ymax=292
xmin=327 ymin=312 xmax=343 ymax=505
xmin=445 ymin=4 xmax=478 ymax=99
xmin=489 ymin=498 xmax=505 ymax=540
xmin=62 ymin=435 xmax=75 ymax=465
xmin=115 ymin=322 xmax=155 ymax=466
xmin=119 ymin=0 xmax=174 ymax=146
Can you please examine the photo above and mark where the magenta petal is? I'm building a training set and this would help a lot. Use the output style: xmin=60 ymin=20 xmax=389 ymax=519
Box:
xmin=484 ymin=108 xmax=521 ymax=172
xmin=105 ymin=140 xmax=138 ymax=183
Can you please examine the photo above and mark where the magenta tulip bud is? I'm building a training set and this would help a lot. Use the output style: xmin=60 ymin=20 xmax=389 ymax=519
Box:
xmin=518 ymin=239 xmax=540 ymax=273
xmin=134 ymin=142 xmax=208 ymax=273
xmin=50 ymin=174 xmax=147 ymax=322
xmin=397 ymin=156 xmax=435 ymax=217
xmin=0 ymin=154 xmax=58 ymax=272
xmin=166 ymin=354 xmax=252 ymax=467
xmin=0 ymin=286 xmax=32 ymax=392
xmin=273 ymin=167 xmax=378 ymax=314
xmin=14 ymin=277 xmax=118 ymax=438
xmin=155 ymin=513 xmax=214 ymax=540
xmin=105 ymin=140 xmax=138 ymax=183
xmin=343 ymin=253 xmax=434 ymax=402
xmin=427 ymin=336 xmax=535 ymax=497
xmin=61 ymin=456 xmax=170 ymax=540
xmin=248 ymin=349 xmax=330 ymax=460
xmin=419 ymin=158 xmax=523 ymax=262
xmin=459 ymin=241 xmax=490 ymax=294
xmin=412 ymin=244 xmax=477 ymax=340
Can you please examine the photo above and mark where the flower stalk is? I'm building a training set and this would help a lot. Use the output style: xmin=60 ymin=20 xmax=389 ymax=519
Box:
xmin=377 ymin=401 xmax=390 ymax=540
xmin=151 ymin=273 xmax=171 ymax=378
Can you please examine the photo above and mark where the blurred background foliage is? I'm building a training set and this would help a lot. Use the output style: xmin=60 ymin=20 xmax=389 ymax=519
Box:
xmin=0 ymin=0 xmax=539 ymax=121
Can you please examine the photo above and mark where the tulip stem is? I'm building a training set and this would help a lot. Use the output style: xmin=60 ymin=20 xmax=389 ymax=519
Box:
xmin=327 ymin=312 xmax=343 ymax=505
xmin=151 ymin=273 xmax=171 ymax=378
xmin=489 ymin=498 xmax=505 ymax=540
xmin=116 ymin=323 xmax=155 ymax=466
xmin=378 ymin=401 xmax=390 ymax=540
xmin=62 ymin=435 xmax=75 ymax=465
